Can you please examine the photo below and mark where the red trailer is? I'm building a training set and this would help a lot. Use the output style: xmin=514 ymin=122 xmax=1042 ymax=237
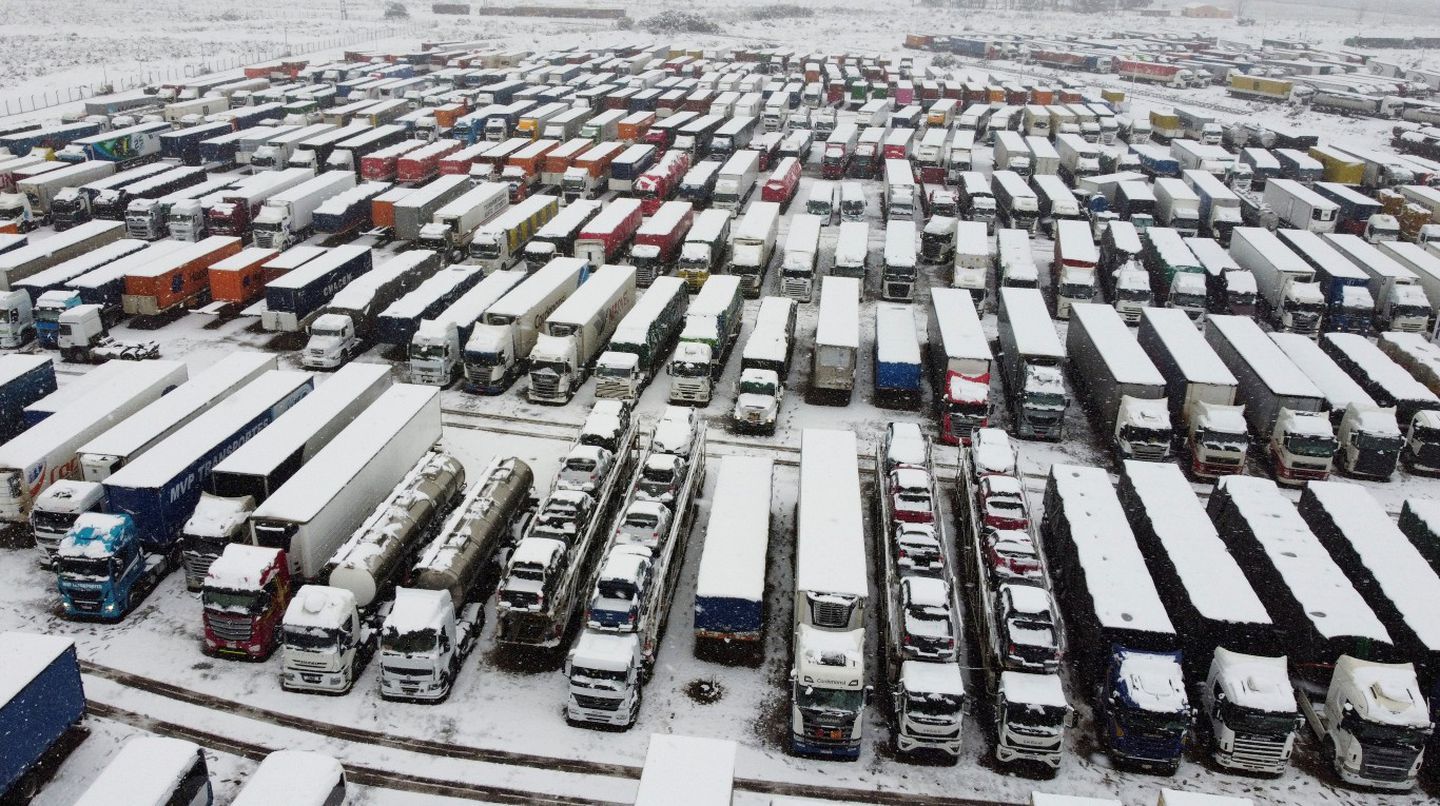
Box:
xmin=628 ymin=200 xmax=694 ymax=285
xmin=541 ymin=137 xmax=593 ymax=187
xmin=633 ymin=149 xmax=692 ymax=215
xmin=760 ymin=156 xmax=803 ymax=209
xmin=395 ymin=138 xmax=463 ymax=184
xmin=574 ymin=197 xmax=644 ymax=265
xmin=439 ymin=141 xmax=492 ymax=175
xmin=358 ymin=139 xmax=426 ymax=182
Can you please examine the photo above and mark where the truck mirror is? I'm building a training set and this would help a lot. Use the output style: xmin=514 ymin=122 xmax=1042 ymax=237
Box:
xmin=1064 ymin=709 xmax=1079 ymax=729
xmin=863 ymin=685 xmax=874 ymax=705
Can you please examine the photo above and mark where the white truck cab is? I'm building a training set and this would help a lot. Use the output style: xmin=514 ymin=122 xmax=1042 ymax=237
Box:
xmin=302 ymin=313 xmax=359 ymax=369
xmin=731 ymin=368 xmax=783 ymax=435
xmin=1300 ymin=655 xmax=1432 ymax=791
xmin=1270 ymin=408 xmax=1336 ymax=487
xmin=1201 ymin=648 xmax=1299 ymax=775
xmin=378 ymin=587 xmax=477 ymax=702
xmin=280 ymin=585 xmax=369 ymax=694
xmin=1111 ymin=265 xmax=1153 ymax=324
xmin=408 ymin=320 xmax=460 ymax=386
xmin=1187 ymin=401 xmax=1248 ymax=480
xmin=1114 ymin=395 xmax=1173 ymax=462
xmin=30 ymin=480 xmax=106 ymax=558
xmin=565 ymin=630 xmax=643 ymax=727
xmin=0 ymin=289 xmax=34 ymax=348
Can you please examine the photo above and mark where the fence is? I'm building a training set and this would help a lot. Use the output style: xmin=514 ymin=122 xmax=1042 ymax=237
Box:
xmin=2 ymin=24 xmax=432 ymax=118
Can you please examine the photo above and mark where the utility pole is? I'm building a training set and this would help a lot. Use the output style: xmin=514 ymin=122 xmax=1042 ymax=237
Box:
xmin=339 ymin=0 xmax=349 ymax=21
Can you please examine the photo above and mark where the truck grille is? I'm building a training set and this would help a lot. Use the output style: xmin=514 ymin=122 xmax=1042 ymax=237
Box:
xmin=1226 ymin=735 xmax=1288 ymax=771
xmin=530 ymin=371 xmax=561 ymax=400
xmin=811 ymin=600 xmax=850 ymax=628
xmin=1359 ymin=746 xmax=1419 ymax=782
xmin=286 ymin=656 xmax=333 ymax=671
xmin=672 ymin=379 xmax=707 ymax=401
xmin=635 ymin=265 xmax=660 ymax=286
xmin=595 ymin=378 xmax=634 ymax=400
xmin=207 ymin=613 xmax=254 ymax=642
xmin=1128 ymin=444 xmax=1168 ymax=461
xmin=572 ymin=693 xmax=622 ymax=711
xmin=184 ymin=552 xmax=219 ymax=590
xmin=66 ymin=590 xmax=102 ymax=611
xmin=884 ymin=282 xmax=913 ymax=301
xmin=783 ymin=278 xmax=811 ymax=300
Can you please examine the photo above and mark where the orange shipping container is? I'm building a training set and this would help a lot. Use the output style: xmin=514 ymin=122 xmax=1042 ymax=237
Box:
xmin=371 ymin=186 xmax=413 ymax=231
xmin=617 ymin=111 xmax=656 ymax=144
xmin=208 ymin=246 xmax=280 ymax=305
xmin=122 ymin=235 xmax=242 ymax=316
xmin=435 ymin=101 xmax=468 ymax=130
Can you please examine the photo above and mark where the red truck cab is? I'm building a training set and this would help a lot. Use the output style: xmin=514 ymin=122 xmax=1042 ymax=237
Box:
xmin=761 ymin=156 xmax=803 ymax=209
xmin=634 ymin=150 xmax=691 ymax=215
xmin=202 ymin=544 xmax=292 ymax=661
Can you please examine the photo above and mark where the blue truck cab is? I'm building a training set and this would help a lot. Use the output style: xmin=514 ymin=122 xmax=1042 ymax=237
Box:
xmin=1099 ymin=645 xmax=1193 ymax=774
xmin=54 ymin=512 xmax=170 ymax=621
xmin=34 ymin=290 xmax=81 ymax=349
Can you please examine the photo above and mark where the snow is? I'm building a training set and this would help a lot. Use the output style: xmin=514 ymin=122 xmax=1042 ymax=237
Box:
xmin=874 ymin=303 xmax=920 ymax=366
xmin=882 ymin=219 xmax=916 ymax=267
xmin=634 ymin=734 xmax=735 ymax=806
xmin=1000 ymin=287 xmax=1063 ymax=359
xmin=1139 ymin=308 xmax=1235 ymax=388
xmin=900 ymin=660 xmax=965 ymax=697
xmin=694 ymin=456 xmax=773 ymax=604
xmin=1159 ymin=791 xmax=1254 ymax=806
xmin=1210 ymin=648 xmax=1295 ymax=716
xmin=251 ymin=384 xmax=437 ymax=524
xmin=571 ymin=629 xmax=637 ymax=673
xmin=1000 ymin=670 xmax=1068 ymax=710
xmin=264 ymin=245 xmax=368 ymax=298
xmin=1215 ymin=476 xmax=1391 ymax=644
xmin=229 ymin=750 xmax=343 ymax=806
xmin=1304 ymin=481 xmax=1440 ymax=652
xmin=0 ymin=631 xmax=73 ymax=705
xmin=1325 ymin=332 xmax=1440 ymax=407
xmin=1278 ymin=229 xmax=1367 ymax=282
xmin=796 ymin=429 xmax=866 ymax=598
xmin=1146 ymin=227 xmax=1200 ymax=271
xmin=814 ymin=276 xmax=860 ymax=351
xmin=382 ymin=264 xmax=482 ymax=321
xmin=1069 ymin=303 xmax=1164 ymax=387
xmin=77 ymin=351 xmax=274 ymax=462
xmin=1208 ymin=315 xmax=1323 ymax=400
xmin=1032 ymin=795 xmax=1121 ymax=806
xmin=184 ymin=495 xmax=253 ymax=541
xmin=1047 ymin=464 xmax=1174 ymax=636
xmin=1269 ymin=333 xmax=1375 ymax=413
xmin=1337 ymin=655 xmax=1431 ymax=729
xmin=1122 ymin=461 xmax=1270 ymax=628
xmin=1114 ymin=647 xmax=1188 ymax=715
xmin=929 ymin=287 xmax=990 ymax=366
xmin=206 ymin=544 xmax=278 ymax=592
xmin=102 ymin=371 xmax=310 ymax=490
xmin=385 ymin=587 xmax=450 ymax=638
xmin=71 ymin=736 xmax=201 ymax=806
xmin=487 ymin=257 xmax=586 ymax=322
xmin=545 ymin=264 xmax=634 ymax=330
xmin=12 ymin=239 xmax=147 ymax=296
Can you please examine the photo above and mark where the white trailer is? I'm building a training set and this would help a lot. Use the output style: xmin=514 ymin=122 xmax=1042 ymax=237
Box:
xmin=1067 ymin=303 xmax=1170 ymax=461
xmin=832 ymin=220 xmax=870 ymax=281
xmin=418 ymin=182 xmax=510 ymax=262
xmin=952 ymin=220 xmax=989 ymax=303
xmin=729 ymin=200 xmax=780 ymax=298
xmin=808 ymin=276 xmax=860 ymax=404
xmin=1153 ymin=178 xmax=1201 ymax=237
xmin=0 ymin=360 xmax=186 ymax=526
xmin=464 ymin=257 xmax=588 ymax=394
xmin=246 ymin=384 xmax=441 ymax=581
xmin=527 ymin=264 xmax=638 ymax=404
xmin=779 ymin=213 xmax=823 ymax=302
xmin=467 ymin=193 xmax=557 ymax=272
xmin=1230 ymin=227 xmax=1322 ymax=335
xmin=1264 ymin=179 xmax=1338 ymax=234
xmin=250 ymin=171 xmax=357 ymax=250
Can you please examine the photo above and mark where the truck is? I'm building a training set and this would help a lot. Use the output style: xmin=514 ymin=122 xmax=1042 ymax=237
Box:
xmin=927 ymin=287 xmax=992 ymax=445
xmin=207 ymin=167 xmax=316 ymax=238
xmin=1264 ymin=179 xmax=1339 ymax=234
xmin=873 ymin=303 xmax=923 ymax=406
xmin=523 ymin=198 xmax=602 ymax=271
xmin=391 ymin=173 xmax=469 ymax=242
xmin=525 ymin=264 xmax=637 ymax=404
xmin=464 ymin=256 xmax=589 ymax=394
xmin=260 ymin=244 xmax=372 ymax=332
xmin=1206 ymin=315 xmax=1333 ymax=485
xmin=609 ymin=144 xmax=658 ymax=194
xmin=1042 ymin=464 xmax=1192 ymax=774
xmin=1136 ymin=308 xmax=1244 ymax=478
xmin=199 ymin=544 xmax=292 ymax=660
xmin=883 ymin=158 xmax=918 ymax=222
xmin=1052 ymin=219 xmax=1098 ymax=319
xmin=15 ymin=161 xmax=117 ymax=223
xmin=1324 ymin=233 xmax=1433 ymax=333
xmin=251 ymin=383 xmax=440 ymax=588
xmin=628 ymin=200 xmax=693 ymax=287
xmin=760 ymin=156 xmax=802 ymax=210
xmin=417 ymin=182 xmax=511 ymax=262
xmin=1206 ymin=477 xmax=1424 ymax=791
xmin=1117 ymin=463 xmax=1299 ymax=775
xmin=124 ymin=174 xmax=236 ymax=241
xmin=1153 ymin=178 xmax=1201 ymax=237
xmin=1067 ymin=303 xmax=1171 ymax=462
xmin=1230 ymin=227 xmax=1324 ymax=336
xmin=564 ymin=413 xmax=704 ymax=727
xmin=993 ymin=170 xmax=1039 ymax=234
xmin=994 ymin=131 xmax=1032 ymax=177
xmin=711 ymin=150 xmax=760 ymax=212
xmin=60 ymin=237 xmax=182 ymax=320
xmin=179 ymin=363 xmax=391 ymax=588
xmin=1323 ymin=332 xmax=1440 ymax=431
xmin=374 ymin=264 xmax=484 ymax=348
xmin=1057 ymin=133 xmax=1101 ymax=183
xmin=676 ymin=208 xmax=732 ymax=291
xmin=730 ymin=295 xmax=796 ymax=435
xmin=561 ymin=141 xmax=624 ymax=201
xmin=286 ymin=123 xmax=372 ymax=171
xmin=407 ymin=270 xmax=526 ymax=386
xmin=692 ymin=456 xmax=773 ymax=658
xmin=0 ymin=633 xmax=86 ymax=803
xmin=356 ymin=139 xmax=425 ymax=182
xmin=90 ymin=165 xmax=209 ymax=224
xmin=779 ymin=213 xmax=823 ymax=302
xmin=0 ymin=359 xmax=186 ymax=528
xmin=56 ymin=121 xmax=169 ymax=168
xmin=499 ymin=138 xmax=559 ymax=201
xmin=997 ymin=287 xmax=1068 ymax=440
xmin=804 ymin=276 xmax=861 ymax=405
xmin=788 ymin=429 xmax=870 ymax=758
xmin=249 ymin=171 xmax=355 ymax=250
xmin=301 ymin=249 xmax=441 ymax=368
xmin=1277 ymin=228 xmax=1375 ymax=335
xmin=495 ymin=401 xmax=638 ymax=650
xmin=669 ymin=275 xmax=744 ymax=406
xmin=75 ymin=351 xmax=276 ymax=483
xmin=13 ymin=239 xmax=146 ymax=306
xmin=312 ymin=181 xmax=390 ymax=238
xmin=594 ymin=277 xmax=688 ymax=401
xmin=1180 ymin=170 xmax=1243 ymax=246
xmin=252 ymin=124 xmax=341 ymax=171
xmin=1270 ymin=331 xmax=1393 ymax=478
xmin=634 ymin=150 xmax=691 ymax=216
xmin=730 ymin=201 xmax=780 ymax=298
xmin=395 ymin=139 xmax=462 ymax=185
xmin=575 ymin=198 xmax=643 ymax=266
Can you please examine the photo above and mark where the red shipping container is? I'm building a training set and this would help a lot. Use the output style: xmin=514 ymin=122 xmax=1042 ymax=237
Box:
xmin=209 ymin=246 xmax=280 ymax=304
xmin=123 ymin=235 xmax=242 ymax=316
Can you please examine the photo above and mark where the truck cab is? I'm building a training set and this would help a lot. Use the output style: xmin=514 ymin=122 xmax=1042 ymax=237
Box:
xmin=1278 ymin=280 xmax=1325 ymax=337
xmin=280 ymin=585 xmax=370 ymax=694
xmin=1053 ymin=264 xmax=1097 ymax=320
xmin=54 ymin=512 xmax=168 ymax=621
xmin=1099 ymin=646 xmax=1193 ymax=774
xmin=1365 ymin=214 xmax=1401 ymax=244
xmin=994 ymin=671 xmax=1071 ymax=769
xmin=30 ymin=480 xmax=105 ymax=559
xmin=1016 ymin=364 xmax=1068 ymax=440
xmin=731 ymin=368 xmax=782 ymax=435
xmin=33 ymin=290 xmax=79 ymax=349
xmin=377 ymin=587 xmax=474 ymax=702
xmin=893 ymin=661 xmax=965 ymax=758
xmin=527 ymin=333 xmax=587 ymax=405
xmin=0 ymin=289 xmax=34 ymax=349
xmin=1187 ymin=401 xmax=1248 ymax=480
xmin=201 ymin=544 xmax=291 ymax=660
xmin=1378 ymin=283 xmax=1432 ymax=334
xmin=1270 ymin=408 xmax=1336 ymax=486
xmin=180 ymin=493 xmax=256 ymax=590
xmin=1210 ymin=268 xmax=1258 ymax=317
xmin=302 ymin=313 xmax=359 ymax=369
xmin=565 ymin=631 xmax=643 ymax=727
xmin=790 ymin=622 xmax=868 ymax=759
xmin=408 ymin=320 xmax=460 ymax=386
xmin=167 ymin=199 xmax=205 ymax=241
xmin=668 ymin=340 xmax=715 ymax=405
xmin=1113 ymin=395 xmax=1173 ymax=462
xmin=1201 ymin=648 xmax=1299 ymax=775
xmin=1300 ymin=655 xmax=1432 ymax=791
xmin=1336 ymin=403 xmax=1402 ymax=480
xmin=1403 ymin=409 xmax=1440 ymax=475
xmin=1166 ymin=272 xmax=1208 ymax=322
xmin=462 ymin=323 xmax=519 ymax=394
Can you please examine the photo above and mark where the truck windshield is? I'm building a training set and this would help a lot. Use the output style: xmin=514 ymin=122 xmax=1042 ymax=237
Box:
xmin=472 ymin=240 xmax=502 ymax=260
xmin=1023 ymin=390 xmax=1066 ymax=410
xmin=903 ymin=690 xmax=961 ymax=716
xmin=573 ymin=665 xmax=626 ymax=683
xmin=1285 ymin=434 xmax=1337 ymax=457
xmin=284 ymin=626 xmax=341 ymax=652
xmin=1340 ymin=708 xmax=1430 ymax=750
xmin=58 ymin=556 xmax=112 ymax=581
xmin=672 ymin=360 xmax=708 ymax=378
xmin=1228 ymin=291 xmax=1256 ymax=308
xmin=1122 ymin=425 xmax=1170 ymax=445
xmin=1199 ymin=429 xmax=1245 ymax=451
xmin=739 ymin=378 xmax=774 ymax=396
xmin=1355 ymin=432 xmax=1403 ymax=453
xmin=31 ymin=509 xmax=80 ymax=533
xmin=532 ymin=359 xmax=568 ymax=376
xmin=466 ymin=349 xmax=504 ymax=367
xmin=794 ymin=683 xmax=863 ymax=714
xmin=1004 ymin=701 xmax=1066 ymax=731
xmin=1117 ymin=708 xmax=1189 ymax=736
xmin=1219 ymin=702 xmax=1297 ymax=737
xmin=1170 ymin=292 xmax=1206 ymax=310
xmin=1059 ymin=282 xmax=1092 ymax=300
xmin=410 ymin=341 xmax=445 ymax=360
xmin=381 ymin=628 xmax=438 ymax=655
xmin=203 ymin=588 xmax=267 ymax=615
xmin=252 ymin=221 xmax=281 ymax=234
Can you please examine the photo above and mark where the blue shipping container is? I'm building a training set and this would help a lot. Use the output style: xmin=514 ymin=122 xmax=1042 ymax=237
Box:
xmin=0 ymin=635 xmax=85 ymax=797
xmin=694 ymin=595 xmax=763 ymax=640
xmin=265 ymin=245 xmax=373 ymax=321
xmin=0 ymin=357 xmax=57 ymax=443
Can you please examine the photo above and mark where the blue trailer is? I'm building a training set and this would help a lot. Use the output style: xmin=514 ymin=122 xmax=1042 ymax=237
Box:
xmin=261 ymin=244 xmax=372 ymax=332
xmin=1131 ymin=144 xmax=1180 ymax=178
xmin=0 ymin=121 xmax=102 ymax=158
xmin=693 ymin=456 xmax=773 ymax=654
xmin=949 ymin=37 xmax=994 ymax=59
xmin=0 ymin=234 xmax=26 ymax=255
xmin=313 ymin=181 xmax=390 ymax=236
xmin=374 ymin=263 xmax=484 ymax=346
xmin=159 ymin=121 xmax=232 ymax=166
xmin=0 ymin=632 xmax=86 ymax=801
xmin=0 ymin=355 xmax=56 ymax=443
xmin=100 ymin=371 xmax=313 ymax=550
xmin=873 ymin=303 xmax=923 ymax=407
xmin=198 ymin=128 xmax=253 ymax=166
xmin=222 ymin=101 xmax=285 ymax=131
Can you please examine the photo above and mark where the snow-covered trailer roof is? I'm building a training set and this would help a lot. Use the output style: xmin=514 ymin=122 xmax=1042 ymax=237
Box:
xmin=1183 ymin=236 xmax=1238 ymax=277
xmin=1070 ymin=303 xmax=1164 ymax=386
xmin=1119 ymin=461 xmax=1271 ymax=633
xmin=71 ymin=737 xmax=206 ymax=806
xmin=534 ymin=198 xmax=602 ymax=241
xmin=1144 ymin=227 xmax=1201 ymax=271
xmin=1325 ymin=233 xmax=1417 ymax=284
xmin=1270 ymin=333 xmax=1376 ymax=413
xmin=796 ymin=429 xmax=867 ymax=598
xmin=953 ymin=220 xmax=989 ymax=257
xmin=784 ymin=213 xmax=822 ymax=255
xmin=264 ymin=244 xmax=371 ymax=293
xmin=814 ymin=276 xmax=860 ymax=350
xmin=999 ymin=287 xmax=1063 ymax=361
xmin=1277 ymin=228 xmax=1367 ymax=282
xmin=930 ymin=287 xmax=991 ymax=365
xmin=1139 ymin=307 xmax=1236 ymax=387
xmin=391 ymin=173 xmax=468 ymax=211
xmin=380 ymin=264 xmax=482 ymax=321
xmin=543 ymin=263 xmax=634 ymax=330
xmin=580 ymin=197 xmax=642 ymax=236
xmin=14 ymin=239 xmax=147 ymax=296
xmin=230 ymin=751 xmax=345 ymax=806
xmin=1210 ymin=476 xmax=1391 ymax=649
xmin=612 ymin=276 xmax=686 ymax=342
xmin=883 ymin=219 xmax=916 ymax=267
xmin=634 ymin=734 xmax=736 ymax=806
xmin=326 ymin=249 xmax=433 ymax=310
xmin=1055 ymin=219 xmax=1098 ymax=266
xmin=992 ymin=169 xmax=1035 ymax=200
xmin=874 ymin=303 xmax=921 ymax=366
xmin=834 ymin=221 xmax=869 ymax=264
xmin=1324 ymin=332 xmax=1438 ymax=408
xmin=66 ymin=240 xmax=190 ymax=291
xmin=1207 ymin=315 xmax=1322 ymax=399
xmin=694 ymin=457 xmax=774 ymax=603
xmin=0 ymin=632 xmax=74 ymax=705
xmin=484 ymin=257 xmax=588 ymax=322
xmin=636 ymin=200 xmax=693 ymax=239
xmin=735 ymin=201 xmax=780 ymax=242
xmin=1044 ymin=464 xmax=1175 ymax=638
xmin=426 ymin=270 xmax=526 ymax=332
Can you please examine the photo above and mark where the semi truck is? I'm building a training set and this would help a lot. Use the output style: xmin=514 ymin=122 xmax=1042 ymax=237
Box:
xmin=312 ymin=181 xmax=390 ymax=238
xmin=997 ymin=287 xmax=1068 ymax=440
xmin=179 ymin=363 xmax=391 ymax=588
xmin=0 ymin=633 xmax=86 ymax=803
xmin=463 ymin=256 xmax=589 ymax=394
xmin=730 ymin=201 xmax=780 ymax=298
xmin=692 ymin=456 xmax=773 ymax=659
xmin=56 ymin=121 xmax=169 ymax=168
xmin=873 ymin=303 xmax=923 ymax=406
xmin=207 ymin=167 xmax=316 ymax=238
xmin=928 ymin=287 xmax=992 ymax=445
xmin=117 ymin=234 xmax=241 ymax=317
xmin=806 ymin=276 xmax=861 ymax=405
xmin=1136 ymin=308 xmax=1245 ymax=478
xmin=467 ymin=193 xmax=559 ymax=272
xmin=1277 ymin=229 xmax=1376 ymax=335
xmin=260 ymin=244 xmax=372 ymax=332
xmin=1324 ymin=233 xmax=1433 ymax=333
xmin=1140 ymin=228 xmax=1207 ymax=319
xmin=301 ymin=249 xmax=441 ymax=368
xmin=407 ymin=270 xmax=526 ymax=386
xmin=1265 ymin=179 xmax=1339 ymax=234
xmin=0 ymin=219 xmax=126 ymax=291
xmin=593 ymin=277 xmax=688 ymax=401
xmin=374 ymin=264 xmax=485 ymax=348
xmin=523 ymin=199 xmax=602 ymax=272
xmin=392 ymin=173 xmax=469 ymax=242
xmin=1067 ymin=303 xmax=1172 ymax=462
xmin=628 ymin=200 xmax=693 ymax=287
xmin=1230 ymin=227 xmax=1324 ymax=336
xmin=250 ymin=171 xmax=356 ymax=250
xmin=417 ymin=182 xmax=510 ymax=262
xmin=669 ymin=275 xmax=743 ymax=406
xmin=1042 ymin=464 xmax=1192 ymax=774
xmin=575 ymin=198 xmax=643 ymax=266
xmin=199 ymin=544 xmax=292 ymax=660
xmin=1052 ymin=219 xmax=1098 ymax=319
